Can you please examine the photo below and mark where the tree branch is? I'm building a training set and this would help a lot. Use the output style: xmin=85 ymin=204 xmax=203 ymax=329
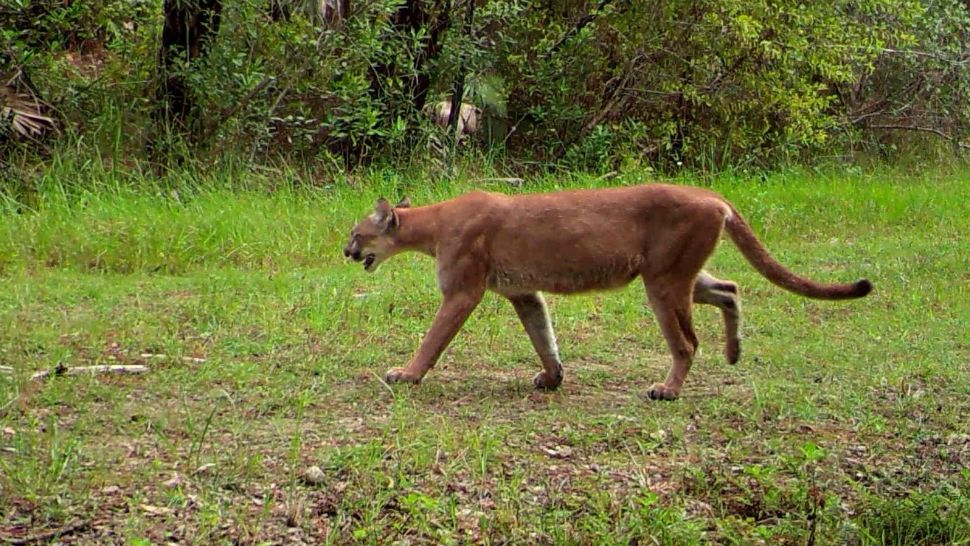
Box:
xmin=199 ymin=76 xmax=275 ymax=142
xmin=553 ymin=58 xmax=641 ymax=161
xmin=547 ymin=0 xmax=616 ymax=56
xmin=868 ymin=124 xmax=970 ymax=150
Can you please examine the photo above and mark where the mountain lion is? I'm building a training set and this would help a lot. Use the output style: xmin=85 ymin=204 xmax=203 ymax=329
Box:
xmin=343 ymin=184 xmax=871 ymax=400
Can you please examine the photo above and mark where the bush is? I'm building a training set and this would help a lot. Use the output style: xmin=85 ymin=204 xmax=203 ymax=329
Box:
xmin=1 ymin=0 xmax=966 ymax=173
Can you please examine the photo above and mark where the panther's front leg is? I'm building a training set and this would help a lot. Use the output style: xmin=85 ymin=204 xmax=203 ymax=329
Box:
xmin=384 ymin=256 xmax=486 ymax=385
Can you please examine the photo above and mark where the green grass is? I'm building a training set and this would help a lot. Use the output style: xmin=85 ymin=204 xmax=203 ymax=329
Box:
xmin=1 ymin=165 xmax=969 ymax=544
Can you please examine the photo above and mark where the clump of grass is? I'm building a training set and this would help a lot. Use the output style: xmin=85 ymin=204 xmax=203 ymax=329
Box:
xmin=858 ymin=483 xmax=970 ymax=546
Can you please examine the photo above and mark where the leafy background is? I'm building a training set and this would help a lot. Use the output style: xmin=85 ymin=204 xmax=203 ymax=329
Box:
xmin=2 ymin=0 xmax=968 ymax=176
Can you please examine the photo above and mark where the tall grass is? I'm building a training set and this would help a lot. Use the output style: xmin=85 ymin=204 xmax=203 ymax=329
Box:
xmin=3 ymin=159 xmax=966 ymax=275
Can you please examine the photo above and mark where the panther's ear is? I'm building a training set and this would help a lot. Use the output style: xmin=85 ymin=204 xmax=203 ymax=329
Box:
xmin=395 ymin=197 xmax=411 ymax=209
xmin=373 ymin=198 xmax=399 ymax=231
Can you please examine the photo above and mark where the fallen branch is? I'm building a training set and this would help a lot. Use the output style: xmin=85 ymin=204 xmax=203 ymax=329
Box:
xmin=30 ymin=365 xmax=149 ymax=381
xmin=2 ymin=519 xmax=90 ymax=545
xmin=140 ymin=353 xmax=206 ymax=363
xmin=0 ymin=365 xmax=12 ymax=374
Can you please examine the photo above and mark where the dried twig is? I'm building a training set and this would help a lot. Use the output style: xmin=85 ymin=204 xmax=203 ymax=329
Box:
xmin=2 ymin=519 xmax=90 ymax=545
xmin=879 ymin=48 xmax=970 ymax=65
xmin=554 ymin=63 xmax=639 ymax=161
xmin=0 ymin=365 xmax=12 ymax=374
xmin=370 ymin=371 xmax=396 ymax=397
xmin=199 ymin=76 xmax=275 ymax=142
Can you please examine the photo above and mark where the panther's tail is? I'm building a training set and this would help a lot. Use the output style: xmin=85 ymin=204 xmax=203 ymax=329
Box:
xmin=723 ymin=205 xmax=872 ymax=300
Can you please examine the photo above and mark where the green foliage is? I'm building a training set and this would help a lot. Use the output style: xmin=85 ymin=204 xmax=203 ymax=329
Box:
xmin=189 ymin=0 xmax=404 ymax=161
xmin=843 ymin=0 xmax=970 ymax=154
xmin=496 ymin=0 xmax=923 ymax=168
xmin=0 ymin=0 xmax=150 ymax=52
xmin=1 ymin=0 xmax=967 ymax=171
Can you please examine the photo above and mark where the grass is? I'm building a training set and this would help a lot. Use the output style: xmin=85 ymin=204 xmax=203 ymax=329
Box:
xmin=1 ymin=163 xmax=969 ymax=544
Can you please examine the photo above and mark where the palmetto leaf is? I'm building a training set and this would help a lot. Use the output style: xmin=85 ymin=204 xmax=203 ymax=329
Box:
xmin=1 ymin=76 xmax=55 ymax=140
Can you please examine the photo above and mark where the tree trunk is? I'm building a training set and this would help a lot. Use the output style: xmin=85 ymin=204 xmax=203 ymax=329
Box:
xmin=155 ymin=0 xmax=223 ymax=136
xmin=369 ymin=0 xmax=451 ymax=117
xmin=269 ymin=0 xmax=291 ymax=21
xmin=448 ymin=0 xmax=475 ymax=134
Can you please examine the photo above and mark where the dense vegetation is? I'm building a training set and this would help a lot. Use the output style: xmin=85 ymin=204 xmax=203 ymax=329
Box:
xmin=2 ymin=0 xmax=969 ymax=177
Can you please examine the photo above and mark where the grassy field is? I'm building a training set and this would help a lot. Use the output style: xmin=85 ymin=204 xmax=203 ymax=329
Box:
xmin=1 ymin=165 xmax=968 ymax=545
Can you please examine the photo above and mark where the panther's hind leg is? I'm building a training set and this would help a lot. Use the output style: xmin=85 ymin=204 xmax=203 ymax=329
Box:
xmin=693 ymin=270 xmax=742 ymax=364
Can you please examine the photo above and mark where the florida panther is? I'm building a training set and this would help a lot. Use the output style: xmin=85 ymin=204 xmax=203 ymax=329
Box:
xmin=343 ymin=184 xmax=871 ymax=400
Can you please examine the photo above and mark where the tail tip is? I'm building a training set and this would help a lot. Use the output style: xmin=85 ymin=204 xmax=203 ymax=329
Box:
xmin=854 ymin=279 xmax=873 ymax=297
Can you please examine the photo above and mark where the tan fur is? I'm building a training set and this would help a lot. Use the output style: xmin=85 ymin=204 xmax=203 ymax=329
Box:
xmin=692 ymin=271 xmax=741 ymax=365
xmin=344 ymin=185 xmax=872 ymax=400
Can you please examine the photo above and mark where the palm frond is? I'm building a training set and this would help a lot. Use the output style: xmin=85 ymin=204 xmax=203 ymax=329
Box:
xmin=1 ymin=81 xmax=55 ymax=140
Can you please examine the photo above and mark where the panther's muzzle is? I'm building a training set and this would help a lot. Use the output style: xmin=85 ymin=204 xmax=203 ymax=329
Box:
xmin=344 ymin=246 xmax=376 ymax=270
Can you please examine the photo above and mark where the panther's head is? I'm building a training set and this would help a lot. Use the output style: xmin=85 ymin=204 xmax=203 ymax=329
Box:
xmin=343 ymin=197 xmax=410 ymax=273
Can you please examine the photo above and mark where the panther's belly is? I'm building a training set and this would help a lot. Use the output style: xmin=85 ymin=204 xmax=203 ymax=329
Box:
xmin=486 ymin=256 xmax=643 ymax=296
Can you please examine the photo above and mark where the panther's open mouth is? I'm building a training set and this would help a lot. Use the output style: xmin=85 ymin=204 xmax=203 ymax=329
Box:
xmin=363 ymin=254 xmax=376 ymax=270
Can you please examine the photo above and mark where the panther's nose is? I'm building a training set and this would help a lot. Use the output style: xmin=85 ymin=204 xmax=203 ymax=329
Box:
xmin=343 ymin=247 xmax=351 ymax=258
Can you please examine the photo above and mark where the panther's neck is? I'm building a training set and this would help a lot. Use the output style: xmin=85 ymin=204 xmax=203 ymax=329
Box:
xmin=393 ymin=206 xmax=441 ymax=257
